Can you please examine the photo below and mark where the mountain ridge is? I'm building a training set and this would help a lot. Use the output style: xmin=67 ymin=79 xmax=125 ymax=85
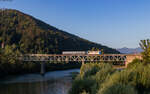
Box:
xmin=0 ymin=9 xmax=119 ymax=54
xmin=117 ymin=47 xmax=143 ymax=54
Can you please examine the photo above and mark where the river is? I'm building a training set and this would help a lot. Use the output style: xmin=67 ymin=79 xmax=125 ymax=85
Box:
xmin=0 ymin=69 xmax=80 ymax=94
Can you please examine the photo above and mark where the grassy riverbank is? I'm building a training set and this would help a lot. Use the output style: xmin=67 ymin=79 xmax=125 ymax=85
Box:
xmin=69 ymin=60 xmax=150 ymax=94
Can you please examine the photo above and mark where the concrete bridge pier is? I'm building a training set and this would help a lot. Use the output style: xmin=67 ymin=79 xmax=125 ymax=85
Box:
xmin=82 ymin=60 xmax=85 ymax=65
xmin=40 ymin=62 xmax=45 ymax=76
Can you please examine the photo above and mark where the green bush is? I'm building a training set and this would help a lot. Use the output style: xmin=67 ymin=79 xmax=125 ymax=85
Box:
xmin=80 ymin=91 xmax=89 ymax=94
xmin=97 ymin=83 xmax=137 ymax=94
xmin=94 ymin=64 xmax=115 ymax=86
xmin=69 ymin=78 xmax=95 ymax=94
xmin=80 ymin=63 xmax=113 ymax=78
xmin=70 ymin=63 xmax=115 ymax=94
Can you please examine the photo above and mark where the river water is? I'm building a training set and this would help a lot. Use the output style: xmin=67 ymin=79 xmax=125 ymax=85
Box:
xmin=0 ymin=69 xmax=80 ymax=94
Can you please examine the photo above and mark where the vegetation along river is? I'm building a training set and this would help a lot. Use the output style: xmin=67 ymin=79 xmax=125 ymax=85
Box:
xmin=0 ymin=69 xmax=80 ymax=94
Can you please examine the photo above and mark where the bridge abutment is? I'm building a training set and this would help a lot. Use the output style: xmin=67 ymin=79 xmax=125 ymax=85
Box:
xmin=125 ymin=54 xmax=142 ymax=67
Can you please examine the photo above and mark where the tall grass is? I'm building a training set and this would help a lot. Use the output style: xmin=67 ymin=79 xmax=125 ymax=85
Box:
xmin=70 ymin=60 xmax=150 ymax=94
xmin=69 ymin=63 xmax=115 ymax=94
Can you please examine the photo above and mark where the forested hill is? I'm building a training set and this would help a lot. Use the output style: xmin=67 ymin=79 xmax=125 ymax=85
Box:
xmin=0 ymin=9 xmax=119 ymax=54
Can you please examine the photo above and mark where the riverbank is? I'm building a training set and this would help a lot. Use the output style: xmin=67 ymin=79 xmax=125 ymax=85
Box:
xmin=70 ymin=61 xmax=150 ymax=94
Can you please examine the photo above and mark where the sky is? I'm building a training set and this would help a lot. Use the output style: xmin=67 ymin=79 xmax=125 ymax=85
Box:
xmin=1 ymin=0 xmax=150 ymax=48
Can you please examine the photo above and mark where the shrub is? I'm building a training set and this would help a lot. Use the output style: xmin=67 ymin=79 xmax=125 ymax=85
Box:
xmin=94 ymin=64 xmax=115 ymax=86
xmin=80 ymin=91 xmax=89 ymax=94
xmin=80 ymin=63 xmax=113 ymax=78
xmin=69 ymin=78 xmax=95 ymax=94
xmin=70 ymin=63 xmax=115 ymax=94
xmin=97 ymin=83 xmax=137 ymax=94
xmin=98 ymin=64 xmax=150 ymax=94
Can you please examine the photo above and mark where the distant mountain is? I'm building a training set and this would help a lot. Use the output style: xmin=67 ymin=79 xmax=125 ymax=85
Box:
xmin=0 ymin=9 xmax=120 ymax=54
xmin=117 ymin=47 xmax=143 ymax=54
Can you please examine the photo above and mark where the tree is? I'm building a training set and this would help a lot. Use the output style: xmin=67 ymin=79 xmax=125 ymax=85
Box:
xmin=91 ymin=47 xmax=99 ymax=51
xmin=1 ymin=45 xmax=21 ymax=64
xmin=101 ymin=49 xmax=104 ymax=54
xmin=139 ymin=39 xmax=150 ymax=64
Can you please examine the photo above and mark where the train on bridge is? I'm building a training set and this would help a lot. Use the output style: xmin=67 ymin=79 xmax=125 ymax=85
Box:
xmin=62 ymin=51 xmax=102 ymax=55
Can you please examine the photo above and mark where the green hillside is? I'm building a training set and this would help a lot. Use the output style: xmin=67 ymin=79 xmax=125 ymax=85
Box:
xmin=0 ymin=9 xmax=119 ymax=54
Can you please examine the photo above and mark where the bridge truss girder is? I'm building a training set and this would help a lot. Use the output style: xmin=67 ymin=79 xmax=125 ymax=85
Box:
xmin=21 ymin=54 xmax=127 ymax=62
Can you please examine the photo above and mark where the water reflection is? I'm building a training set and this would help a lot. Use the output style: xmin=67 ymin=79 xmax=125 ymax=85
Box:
xmin=0 ymin=69 xmax=80 ymax=94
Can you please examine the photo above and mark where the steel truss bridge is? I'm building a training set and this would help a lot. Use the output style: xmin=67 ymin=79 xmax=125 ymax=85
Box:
xmin=21 ymin=54 xmax=141 ymax=63
xmin=22 ymin=54 xmax=127 ymax=62
xmin=20 ymin=54 xmax=142 ymax=74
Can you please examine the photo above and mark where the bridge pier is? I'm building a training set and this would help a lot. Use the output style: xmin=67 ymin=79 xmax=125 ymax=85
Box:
xmin=82 ymin=60 xmax=85 ymax=65
xmin=40 ymin=62 xmax=45 ymax=76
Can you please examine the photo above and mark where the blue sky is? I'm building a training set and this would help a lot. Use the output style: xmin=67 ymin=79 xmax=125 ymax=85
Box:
xmin=1 ymin=0 xmax=150 ymax=48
